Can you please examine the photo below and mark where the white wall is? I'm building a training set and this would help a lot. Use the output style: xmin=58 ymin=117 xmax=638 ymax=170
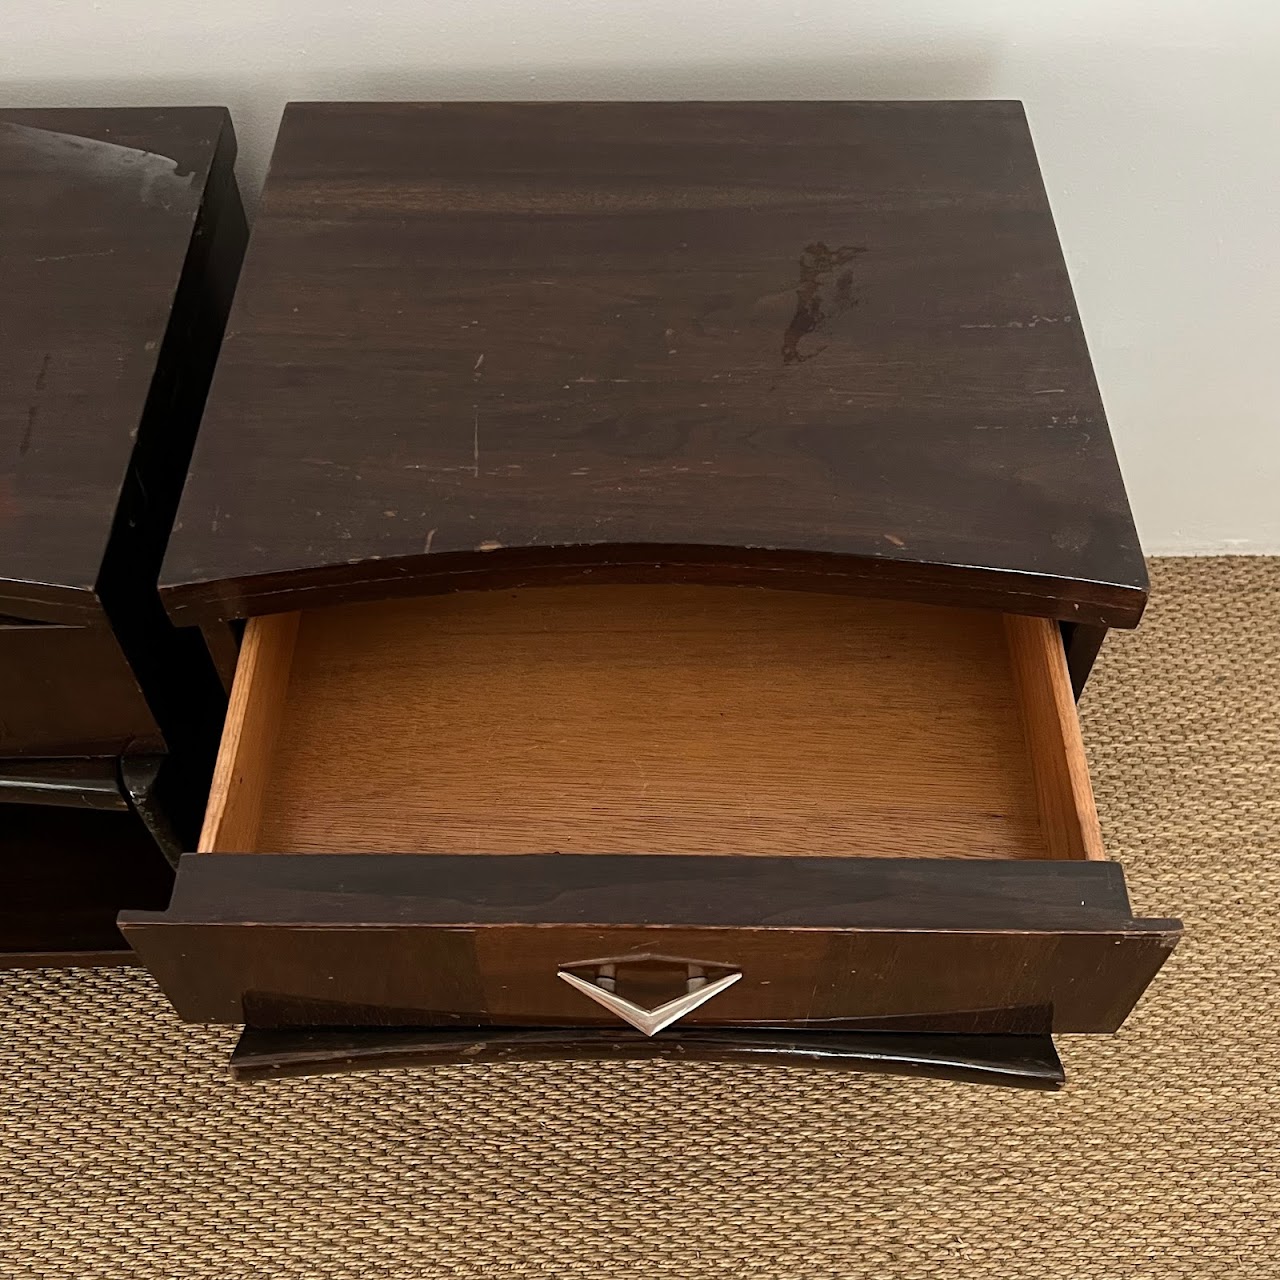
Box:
xmin=4 ymin=1 xmax=1277 ymax=553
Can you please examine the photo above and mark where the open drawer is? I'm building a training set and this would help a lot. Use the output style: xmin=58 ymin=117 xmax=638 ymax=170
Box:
xmin=121 ymin=584 xmax=1180 ymax=1081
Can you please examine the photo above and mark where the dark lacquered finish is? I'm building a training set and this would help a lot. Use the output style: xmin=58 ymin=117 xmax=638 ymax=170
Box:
xmin=1 ymin=106 xmax=248 ymax=963
xmin=120 ymin=854 xmax=1180 ymax=1032
xmin=125 ymin=103 xmax=1169 ymax=1081
xmin=0 ymin=757 xmax=128 ymax=810
xmin=162 ymin=101 xmax=1146 ymax=632
xmin=0 ymin=619 xmax=159 ymax=756
xmin=230 ymin=1025 xmax=1065 ymax=1089
xmin=1064 ymin=622 xmax=1111 ymax=700
xmin=2 ymin=107 xmax=229 ymax=622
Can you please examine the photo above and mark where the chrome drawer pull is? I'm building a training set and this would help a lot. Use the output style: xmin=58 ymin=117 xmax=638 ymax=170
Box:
xmin=557 ymin=953 xmax=742 ymax=1036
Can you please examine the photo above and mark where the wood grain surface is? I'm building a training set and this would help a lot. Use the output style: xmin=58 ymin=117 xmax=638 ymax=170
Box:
xmin=0 ymin=107 xmax=232 ymax=624
xmin=198 ymin=612 xmax=299 ymax=853
xmin=119 ymin=853 xmax=1181 ymax=1031
xmin=1004 ymin=614 xmax=1105 ymax=858
xmin=202 ymin=586 xmax=1096 ymax=859
xmin=161 ymin=101 xmax=1146 ymax=628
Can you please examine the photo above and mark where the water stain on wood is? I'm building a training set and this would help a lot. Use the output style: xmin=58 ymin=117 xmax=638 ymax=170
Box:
xmin=20 ymin=406 xmax=37 ymax=457
xmin=20 ymin=355 xmax=52 ymax=457
xmin=782 ymin=242 xmax=865 ymax=366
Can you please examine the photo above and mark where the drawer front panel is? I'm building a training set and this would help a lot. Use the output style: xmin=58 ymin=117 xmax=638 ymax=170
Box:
xmin=0 ymin=620 xmax=159 ymax=756
xmin=120 ymin=854 xmax=1181 ymax=1034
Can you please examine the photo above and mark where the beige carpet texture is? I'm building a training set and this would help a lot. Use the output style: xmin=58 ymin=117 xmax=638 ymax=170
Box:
xmin=1 ymin=557 xmax=1277 ymax=1279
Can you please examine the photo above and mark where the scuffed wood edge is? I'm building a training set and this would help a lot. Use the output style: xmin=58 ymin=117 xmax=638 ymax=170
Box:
xmin=1004 ymin=614 xmax=1106 ymax=860
xmin=198 ymin=612 xmax=300 ymax=853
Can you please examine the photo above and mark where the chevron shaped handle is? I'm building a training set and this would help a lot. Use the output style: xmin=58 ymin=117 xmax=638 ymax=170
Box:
xmin=556 ymin=963 xmax=743 ymax=1035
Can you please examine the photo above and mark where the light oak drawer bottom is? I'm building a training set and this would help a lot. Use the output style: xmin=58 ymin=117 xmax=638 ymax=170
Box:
xmin=203 ymin=585 xmax=1103 ymax=861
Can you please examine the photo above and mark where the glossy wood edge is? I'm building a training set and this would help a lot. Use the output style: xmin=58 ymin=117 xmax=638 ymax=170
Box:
xmin=229 ymin=1026 xmax=1065 ymax=1089
xmin=0 ymin=949 xmax=140 ymax=969
xmin=1004 ymin=615 xmax=1105 ymax=860
xmin=0 ymin=583 xmax=102 ymax=628
xmin=197 ymin=612 xmax=299 ymax=852
xmin=0 ymin=757 xmax=128 ymax=811
xmin=127 ymin=853 xmax=1158 ymax=928
xmin=160 ymin=546 xmax=1148 ymax=631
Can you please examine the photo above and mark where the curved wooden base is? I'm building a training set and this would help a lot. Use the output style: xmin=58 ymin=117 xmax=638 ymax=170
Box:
xmin=230 ymin=1027 xmax=1064 ymax=1089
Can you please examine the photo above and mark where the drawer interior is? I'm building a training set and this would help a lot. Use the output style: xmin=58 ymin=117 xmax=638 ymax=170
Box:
xmin=199 ymin=585 xmax=1103 ymax=861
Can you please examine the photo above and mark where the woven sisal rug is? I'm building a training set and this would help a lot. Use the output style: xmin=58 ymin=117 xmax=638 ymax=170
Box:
xmin=2 ymin=557 xmax=1277 ymax=1278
